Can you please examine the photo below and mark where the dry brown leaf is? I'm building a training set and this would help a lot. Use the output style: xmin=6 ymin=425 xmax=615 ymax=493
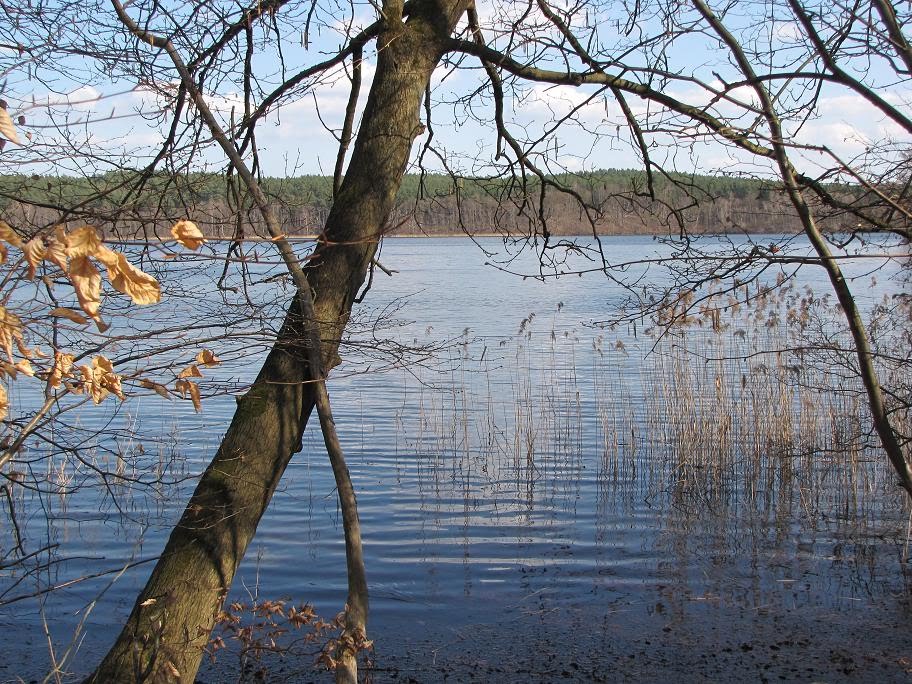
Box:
xmin=23 ymin=237 xmax=46 ymax=279
xmin=0 ymin=107 xmax=19 ymax=145
xmin=45 ymin=226 xmax=70 ymax=272
xmin=96 ymin=246 xmax=161 ymax=305
xmin=139 ymin=378 xmax=171 ymax=400
xmin=0 ymin=384 xmax=7 ymax=422
xmin=0 ymin=220 xmax=23 ymax=248
xmin=164 ymin=661 xmax=181 ymax=679
xmin=15 ymin=337 xmax=34 ymax=359
xmin=49 ymin=307 xmax=89 ymax=325
xmin=68 ymin=255 xmax=107 ymax=331
xmin=79 ymin=355 xmax=124 ymax=404
xmin=93 ymin=355 xmax=114 ymax=373
xmin=77 ymin=364 xmax=102 ymax=402
xmin=177 ymin=364 xmax=203 ymax=379
xmin=175 ymin=379 xmax=202 ymax=412
xmin=65 ymin=226 xmax=103 ymax=259
xmin=48 ymin=351 xmax=75 ymax=389
xmin=92 ymin=244 xmax=117 ymax=269
xmin=0 ymin=243 xmax=7 ymax=266
xmin=0 ymin=307 xmax=22 ymax=362
xmin=14 ymin=359 xmax=34 ymax=377
xmin=170 ymin=220 xmax=206 ymax=250
xmin=1 ymin=362 xmax=17 ymax=379
xmin=195 ymin=349 xmax=221 ymax=367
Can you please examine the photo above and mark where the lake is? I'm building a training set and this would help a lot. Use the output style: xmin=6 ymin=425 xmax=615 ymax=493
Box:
xmin=1 ymin=235 xmax=910 ymax=682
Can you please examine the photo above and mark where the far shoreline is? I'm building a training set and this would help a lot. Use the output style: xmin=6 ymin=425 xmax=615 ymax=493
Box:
xmin=108 ymin=228 xmax=808 ymax=246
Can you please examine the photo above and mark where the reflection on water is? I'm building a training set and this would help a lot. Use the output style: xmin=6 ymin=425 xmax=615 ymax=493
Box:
xmin=1 ymin=236 xmax=911 ymax=681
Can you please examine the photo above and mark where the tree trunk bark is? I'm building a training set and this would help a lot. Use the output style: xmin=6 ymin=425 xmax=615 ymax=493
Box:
xmin=88 ymin=2 xmax=468 ymax=681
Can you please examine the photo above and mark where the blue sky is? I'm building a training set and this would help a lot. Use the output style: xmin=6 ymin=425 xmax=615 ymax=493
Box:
xmin=1 ymin=0 xmax=909 ymax=180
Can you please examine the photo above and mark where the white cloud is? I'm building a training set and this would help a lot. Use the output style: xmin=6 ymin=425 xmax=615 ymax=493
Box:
xmin=791 ymin=91 xmax=909 ymax=163
xmin=773 ymin=21 xmax=804 ymax=42
xmin=24 ymin=85 xmax=104 ymax=114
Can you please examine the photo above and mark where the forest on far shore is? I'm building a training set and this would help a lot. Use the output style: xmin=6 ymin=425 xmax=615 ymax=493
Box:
xmin=0 ymin=169 xmax=858 ymax=238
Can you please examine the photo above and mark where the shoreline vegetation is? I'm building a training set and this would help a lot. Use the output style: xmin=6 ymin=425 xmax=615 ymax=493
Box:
xmin=1 ymin=169 xmax=863 ymax=239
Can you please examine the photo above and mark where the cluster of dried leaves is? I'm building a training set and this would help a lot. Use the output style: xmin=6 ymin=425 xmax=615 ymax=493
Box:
xmin=207 ymin=598 xmax=346 ymax=674
xmin=142 ymin=349 xmax=221 ymax=413
xmin=318 ymin=624 xmax=374 ymax=673
xmin=0 ymin=219 xmax=211 ymax=420
xmin=206 ymin=596 xmax=375 ymax=677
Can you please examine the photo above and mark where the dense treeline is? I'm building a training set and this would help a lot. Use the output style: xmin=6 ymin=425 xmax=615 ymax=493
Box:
xmin=0 ymin=170 xmax=849 ymax=238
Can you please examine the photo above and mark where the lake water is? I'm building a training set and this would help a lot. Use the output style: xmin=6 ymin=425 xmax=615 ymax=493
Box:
xmin=1 ymin=235 xmax=911 ymax=682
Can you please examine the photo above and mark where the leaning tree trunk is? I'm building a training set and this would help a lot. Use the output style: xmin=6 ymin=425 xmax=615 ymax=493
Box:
xmin=88 ymin=2 xmax=468 ymax=681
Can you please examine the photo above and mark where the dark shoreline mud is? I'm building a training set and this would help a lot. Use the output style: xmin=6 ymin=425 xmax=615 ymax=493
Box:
xmin=195 ymin=569 xmax=912 ymax=683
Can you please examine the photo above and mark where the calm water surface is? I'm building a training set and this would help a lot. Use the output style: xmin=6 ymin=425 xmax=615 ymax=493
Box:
xmin=1 ymin=236 xmax=910 ymax=682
